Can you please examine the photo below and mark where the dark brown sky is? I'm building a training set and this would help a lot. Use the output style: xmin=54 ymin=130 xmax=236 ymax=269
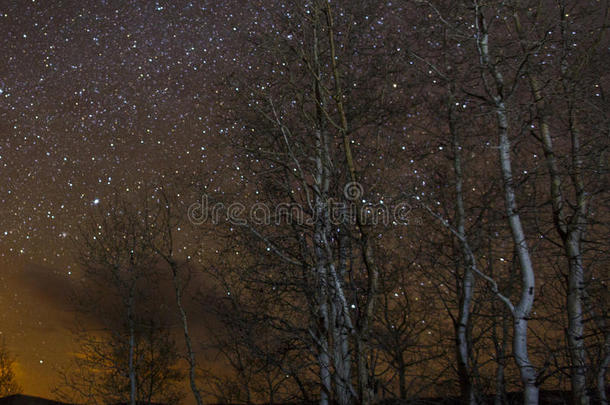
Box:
xmin=1 ymin=259 xmax=77 ymax=396
xmin=0 ymin=0 xmax=252 ymax=397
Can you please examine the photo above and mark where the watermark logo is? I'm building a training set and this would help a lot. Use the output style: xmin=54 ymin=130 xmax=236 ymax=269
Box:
xmin=343 ymin=182 xmax=364 ymax=201
xmin=187 ymin=182 xmax=421 ymax=227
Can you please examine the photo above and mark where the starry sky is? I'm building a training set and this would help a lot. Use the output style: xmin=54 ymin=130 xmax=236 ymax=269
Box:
xmin=5 ymin=0 xmax=605 ymax=400
xmin=0 ymin=0 xmax=253 ymax=396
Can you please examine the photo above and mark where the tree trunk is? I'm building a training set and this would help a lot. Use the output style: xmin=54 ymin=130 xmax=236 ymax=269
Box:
xmin=311 ymin=8 xmax=335 ymax=403
xmin=493 ymin=289 xmax=510 ymax=405
xmin=170 ymin=264 xmax=204 ymax=405
xmin=312 ymin=123 xmax=333 ymax=405
xmin=127 ymin=288 xmax=137 ymax=405
xmin=356 ymin=336 xmax=373 ymax=405
xmin=333 ymin=312 xmax=352 ymax=405
xmin=474 ymin=5 xmax=539 ymax=402
xmin=513 ymin=9 xmax=591 ymax=404
xmin=317 ymin=312 xmax=332 ymax=405
xmin=493 ymin=329 xmax=507 ymax=405
xmin=591 ymin=303 xmax=610 ymax=405
xmin=313 ymin=213 xmax=332 ymax=405
xmin=513 ymin=315 xmax=539 ymax=405
xmin=498 ymin=100 xmax=539 ymax=405
xmin=333 ymin=220 xmax=354 ymax=405
xmin=597 ymin=333 xmax=609 ymax=405
xmin=450 ymin=87 xmax=477 ymax=405
xmin=398 ymin=357 xmax=407 ymax=400
xmin=324 ymin=3 xmax=379 ymax=402
xmin=566 ymin=236 xmax=589 ymax=405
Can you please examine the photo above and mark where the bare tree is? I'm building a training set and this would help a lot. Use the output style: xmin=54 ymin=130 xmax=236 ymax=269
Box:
xmin=414 ymin=2 xmax=543 ymax=403
xmin=509 ymin=3 xmax=606 ymax=403
xmin=216 ymin=1 xmax=407 ymax=403
xmin=55 ymin=316 xmax=184 ymax=405
xmin=0 ymin=340 xmax=21 ymax=397
xmin=472 ymin=2 xmax=540 ymax=403
xmin=196 ymin=1 xmax=609 ymax=404
xmin=61 ymin=193 xmax=167 ymax=405
xmin=373 ymin=254 xmax=443 ymax=400
xmin=140 ymin=187 xmax=204 ymax=405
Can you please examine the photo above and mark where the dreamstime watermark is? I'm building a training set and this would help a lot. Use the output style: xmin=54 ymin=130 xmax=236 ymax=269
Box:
xmin=187 ymin=182 xmax=422 ymax=227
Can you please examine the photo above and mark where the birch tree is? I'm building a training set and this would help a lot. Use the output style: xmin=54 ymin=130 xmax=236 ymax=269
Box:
xmin=472 ymin=2 xmax=539 ymax=403
xmin=510 ymin=2 xmax=608 ymax=404
xmin=218 ymin=0 xmax=408 ymax=403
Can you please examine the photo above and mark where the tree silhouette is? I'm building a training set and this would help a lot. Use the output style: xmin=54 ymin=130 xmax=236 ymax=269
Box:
xmin=0 ymin=340 xmax=21 ymax=397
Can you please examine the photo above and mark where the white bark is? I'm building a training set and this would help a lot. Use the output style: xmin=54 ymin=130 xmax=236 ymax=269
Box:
xmin=474 ymin=4 xmax=539 ymax=404
xmin=325 ymin=3 xmax=379 ymax=402
xmin=512 ymin=8 xmax=591 ymax=399
xmin=171 ymin=264 xmax=204 ymax=405
xmin=313 ymin=196 xmax=333 ymax=405
xmin=566 ymin=236 xmax=589 ymax=405
xmin=498 ymin=97 xmax=539 ymax=405
xmin=333 ymin=228 xmax=353 ymax=405
xmin=588 ymin=296 xmax=609 ymax=405
xmin=312 ymin=109 xmax=334 ymax=405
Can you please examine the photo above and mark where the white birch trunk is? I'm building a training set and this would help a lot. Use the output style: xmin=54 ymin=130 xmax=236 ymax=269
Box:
xmin=497 ymin=101 xmax=539 ymax=405
xmin=334 ymin=229 xmax=353 ymax=405
xmin=171 ymin=264 xmax=204 ymax=405
xmin=566 ymin=235 xmax=589 ymax=405
xmin=474 ymin=5 xmax=539 ymax=403
xmin=515 ymin=19 xmax=590 ymax=398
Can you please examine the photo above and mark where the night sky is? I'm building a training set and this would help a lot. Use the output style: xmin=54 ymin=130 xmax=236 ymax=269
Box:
xmin=0 ymin=0 xmax=251 ymax=396
xmin=4 ymin=0 xmax=606 ymax=401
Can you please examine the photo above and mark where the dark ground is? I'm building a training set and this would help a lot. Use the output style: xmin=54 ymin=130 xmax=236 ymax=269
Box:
xmin=2 ymin=390 xmax=609 ymax=405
